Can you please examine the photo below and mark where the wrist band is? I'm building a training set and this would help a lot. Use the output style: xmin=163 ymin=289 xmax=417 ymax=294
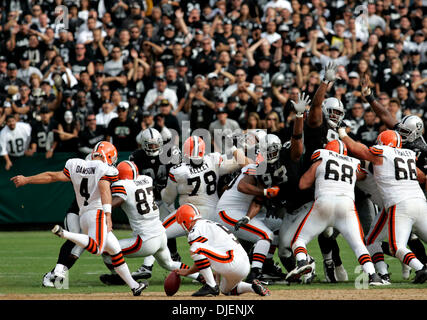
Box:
xmin=295 ymin=113 xmax=304 ymax=118
xmin=366 ymin=93 xmax=375 ymax=103
xmin=264 ymin=189 xmax=267 ymax=196
xmin=103 ymin=204 xmax=112 ymax=213
xmin=338 ymin=128 xmax=348 ymax=139
xmin=292 ymin=133 xmax=303 ymax=140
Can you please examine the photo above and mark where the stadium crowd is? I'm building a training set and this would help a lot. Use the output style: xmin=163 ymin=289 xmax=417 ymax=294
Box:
xmin=0 ymin=0 xmax=426 ymax=168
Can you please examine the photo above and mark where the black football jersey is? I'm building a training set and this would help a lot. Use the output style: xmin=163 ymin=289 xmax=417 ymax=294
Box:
xmin=129 ymin=148 xmax=173 ymax=200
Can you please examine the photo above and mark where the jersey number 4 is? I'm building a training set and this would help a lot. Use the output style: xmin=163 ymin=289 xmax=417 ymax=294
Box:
xmin=187 ymin=171 xmax=217 ymax=196
xmin=324 ymin=159 xmax=354 ymax=184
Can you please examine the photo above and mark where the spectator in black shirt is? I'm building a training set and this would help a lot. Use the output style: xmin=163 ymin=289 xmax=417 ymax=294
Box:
xmin=184 ymin=75 xmax=215 ymax=130
xmin=28 ymin=106 xmax=58 ymax=158
xmin=192 ymin=36 xmax=217 ymax=76
xmin=106 ymin=102 xmax=139 ymax=151
xmin=355 ymin=108 xmax=381 ymax=147
xmin=78 ymin=113 xmax=107 ymax=156
xmin=156 ymin=99 xmax=181 ymax=135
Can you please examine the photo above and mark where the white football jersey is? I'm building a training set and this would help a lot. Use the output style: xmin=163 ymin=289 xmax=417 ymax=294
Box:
xmin=356 ymin=161 xmax=384 ymax=208
xmin=216 ymin=164 xmax=258 ymax=214
xmin=64 ymin=158 xmax=118 ymax=215
xmin=312 ymin=149 xmax=360 ymax=201
xmin=0 ymin=122 xmax=31 ymax=157
xmin=188 ymin=219 xmax=243 ymax=256
xmin=161 ymin=152 xmax=239 ymax=217
xmin=370 ymin=145 xmax=426 ymax=209
xmin=111 ymin=175 xmax=164 ymax=241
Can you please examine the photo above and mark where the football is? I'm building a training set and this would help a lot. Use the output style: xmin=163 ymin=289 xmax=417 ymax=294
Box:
xmin=164 ymin=271 xmax=181 ymax=296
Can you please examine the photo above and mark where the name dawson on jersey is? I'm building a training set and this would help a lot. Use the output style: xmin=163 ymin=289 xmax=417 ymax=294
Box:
xmin=75 ymin=166 xmax=96 ymax=174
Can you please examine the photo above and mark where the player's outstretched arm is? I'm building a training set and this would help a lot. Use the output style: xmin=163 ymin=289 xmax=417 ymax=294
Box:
xmin=361 ymin=74 xmax=397 ymax=130
xmin=338 ymin=128 xmax=382 ymax=165
xmin=307 ymin=62 xmax=338 ymax=128
xmin=290 ymin=92 xmax=311 ymax=161
xmin=11 ymin=171 xmax=69 ymax=187
xmin=161 ymin=176 xmax=178 ymax=205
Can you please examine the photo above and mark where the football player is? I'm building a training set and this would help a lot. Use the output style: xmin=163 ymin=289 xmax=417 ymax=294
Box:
xmin=129 ymin=127 xmax=181 ymax=279
xmin=215 ymin=93 xmax=309 ymax=282
xmin=284 ymin=140 xmax=385 ymax=286
xmin=174 ymin=203 xmax=271 ymax=297
xmin=360 ymin=75 xmax=427 ymax=277
xmin=299 ymin=62 xmax=350 ymax=282
xmin=41 ymin=199 xmax=85 ymax=287
xmin=11 ymin=141 xmax=147 ymax=296
xmin=136 ymin=135 xmax=251 ymax=279
xmin=339 ymin=129 xmax=427 ymax=284
xmin=98 ymin=161 xmax=202 ymax=285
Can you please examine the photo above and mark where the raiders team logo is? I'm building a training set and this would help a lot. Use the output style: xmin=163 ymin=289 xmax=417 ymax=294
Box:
xmin=416 ymin=122 xmax=422 ymax=131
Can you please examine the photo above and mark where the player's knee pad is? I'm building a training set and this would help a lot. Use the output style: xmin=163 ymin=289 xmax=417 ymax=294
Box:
xmin=64 ymin=212 xmax=80 ymax=233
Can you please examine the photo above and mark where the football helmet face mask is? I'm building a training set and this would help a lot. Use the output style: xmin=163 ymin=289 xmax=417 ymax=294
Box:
xmin=176 ymin=203 xmax=201 ymax=232
xmin=325 ymin=139 xmax=348 ymax=155
xmin=322 ymin=97 xmax=345 ymax=129
xmin=376 ymin=130 xmax=402 ymax=148
xmin=141 ymin=128 xmax=163 ymax=157
xmin=397 ymin=115 xmax=424 ymax=144
xmin=91 ymin=141 xmax=118 ymax=166
xmin=183 ymin=136 xmax=205 ymax=165
xmin=266 ymin=134 xmax=282 ymax=164
xmin=117 ymin=160 xmax=139 ymax=180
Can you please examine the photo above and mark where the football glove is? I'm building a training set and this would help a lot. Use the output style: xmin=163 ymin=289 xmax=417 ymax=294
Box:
xmin=264 ymin=186 xmax=280 ymax=198
xmin=235 ymin=216 xmax=250 ymax=231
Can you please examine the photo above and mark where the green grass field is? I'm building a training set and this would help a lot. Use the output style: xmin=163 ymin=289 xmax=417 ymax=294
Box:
xmin=0 ymin=228 xmax=423 ymax=296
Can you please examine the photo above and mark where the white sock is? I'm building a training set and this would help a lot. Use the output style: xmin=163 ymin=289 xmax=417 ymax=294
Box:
xmin=237 ymin=281 xmax=253 ymax=294
xmin=53 ymin=264 xmax=67 ymax=277
xmin=114 ymin=263 xmax=139 ymax=289
xmin=199 ymin=268 xmax=217 ymax=288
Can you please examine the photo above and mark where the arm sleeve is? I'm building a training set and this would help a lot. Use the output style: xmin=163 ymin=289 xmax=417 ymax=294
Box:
xmin=161 ymin=174 xmax=178 ymax=205
xmin=111 ymin=181 xmax=127 ymax=200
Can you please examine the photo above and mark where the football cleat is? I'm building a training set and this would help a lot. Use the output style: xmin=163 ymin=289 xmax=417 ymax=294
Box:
xmin=252 ymin=279 xmax=271 ymax=296
xmin=99 ymin=273 xmax=126 ymax=285
xmin=132 ymin=281 xmax=149 ymax=296
xmin=51 ymin=225 xmax=64 ymax=238
xmin=301 ymin=256 xmax=316 ymax=284
xmin=369 ymin=273 xmax=385 ymax=286
xmin=379 ymin=273 xmax=391 ymax=285
xmin=334 ymin=264 xmax=348 ymax=282
xmin=246 ymin=267 xmax=263 ymax=282
xmin=285 ymin=259 xmax=313 ymax=282
xmin=323 ymin=259 xmax=337 ymax=283
xmin=192 ymin=284 xmax=219 ymax=297
xmin=261 ymin=259 xmax=287 ymax=281
xmin=42 ymin=272 xmax=55 ymax=288
xmin=132 ymin=265 xmax=153 ymax=280
xmin=413 ymin=266 xmax=427 ymax=284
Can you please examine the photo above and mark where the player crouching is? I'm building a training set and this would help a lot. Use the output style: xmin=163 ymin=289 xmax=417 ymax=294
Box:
xmin=173 ymin=204 xmax=271 ymax=297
